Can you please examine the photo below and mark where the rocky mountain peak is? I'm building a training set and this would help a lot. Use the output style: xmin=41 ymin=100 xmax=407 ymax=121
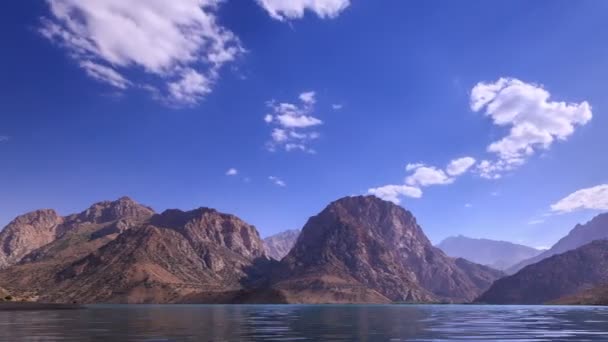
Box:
xmin=278 ymin=195 xmax=500 ymax=303
xmin=74 ymin=196 xmax=155 ymax=224
xmin=151 ymin=207 xmax=267 ymax=260
xmin=0 ymin=209 xmax=64 ymax=269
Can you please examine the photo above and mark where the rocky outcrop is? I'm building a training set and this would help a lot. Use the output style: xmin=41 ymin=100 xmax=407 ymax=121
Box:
xmin=0 ymin=209 xmax=64 ymax=269
xmin=70 ymin=196 xmax=155 ymax=224
xmin=0 ymin=201 xmax=268 ymax=304
xmin=477 ymin=240 xmax=608 ymax=304
xmin=274 ymin=196 xmax=503 ymax=303
xmin=438 ymin=235 xmax=542 ymax=270
xmin=508 ymin=213 xmax=608 ymax=274
xmin=264 ymin=229 xmax=300 ymax=260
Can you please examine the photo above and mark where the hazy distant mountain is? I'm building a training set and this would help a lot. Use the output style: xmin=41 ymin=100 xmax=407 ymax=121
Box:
xmin=477 ymin=239 xmax=608 ymax=304
xmin=508 ymin=213 xmax=608 ymax=274
xmin=271 ymin=196 xmax=503 ymax=303
xmin=437 ymin=235 xmax=542 ymax=270
xmin=264 ymin=229 xmax=300 ymax=260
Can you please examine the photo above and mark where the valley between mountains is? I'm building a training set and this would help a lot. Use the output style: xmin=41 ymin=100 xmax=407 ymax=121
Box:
xmin=1 ymin=196 xmax=608 ymax=305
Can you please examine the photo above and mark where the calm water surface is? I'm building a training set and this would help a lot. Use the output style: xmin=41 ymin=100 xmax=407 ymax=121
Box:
xmin=1 ymin=305 xmax=608 ymax=341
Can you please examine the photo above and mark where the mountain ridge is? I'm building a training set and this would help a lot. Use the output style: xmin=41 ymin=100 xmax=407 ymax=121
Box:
xmin=437 ymin=235 xmax=542 ymax=270
xmin=507 ymin=213 xmax=608 ymax=274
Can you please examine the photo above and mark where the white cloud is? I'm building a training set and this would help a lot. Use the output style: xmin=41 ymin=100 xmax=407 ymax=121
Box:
xmin=550 ymin=184 xmax=608 ymax=213
xmin=369 ymin=157 xmax=477 ymax=203
xmin=167 ymin=69 xmax=212 ymax=105
xmin=264 ymin=91 xmax=323 ymax=153
xmin=332 ymin=104 xmax=343 ymax=110
xmin=471 ymin=78 xmax=592 ymax=178
xmin=40 ymin=0 xmax=243 ymax=106
xmin=276 ymin=113 xmax=322 ymax=128
xmin=406 ymin=166 xmax=453 ymax=187
xmin=79 ymin=60 xmax=130 ymax=89
xmin=226 ymin=168 xmax=238 ymax=176
xmin=464 ymin=203 xmax=473 ymax=208
xmin=269 ymin=176 xmax=286 ymax=187
xmin=446 ymin=157 xmax=476 ymax=176
xmin=299 ymin=91 xmax=316 ymax=105
xmin=405 ymin=163 xmax=425 ymax=172
xmin=271 ymin=128 xmax=288 ymax=142
xmin=256 ymin=0 xmax=350 ymax=21
xmin=528 ymin=219 xmax=545 ymax=225
xmin=368 ymin=184 xmax=422 ymax=204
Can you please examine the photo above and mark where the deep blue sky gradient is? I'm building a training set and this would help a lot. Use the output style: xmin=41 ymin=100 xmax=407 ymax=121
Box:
xmin=1 ymin=1 xmax=607 ymax=247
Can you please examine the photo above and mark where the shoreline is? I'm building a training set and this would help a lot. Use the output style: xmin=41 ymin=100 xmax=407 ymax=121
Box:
xmin=0 ymin=302 xmax=84 ymax=311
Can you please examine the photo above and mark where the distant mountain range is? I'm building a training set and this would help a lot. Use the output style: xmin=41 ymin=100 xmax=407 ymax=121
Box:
xmin=507 ymin=213 xmax=608 ymax=274
xmin=436 ymin=235 xmax=542 ymax=270
xmin=264 ymin=229 xmax=300 ymax=260
xmin=0 ymin=196 xmax=503 ymax=304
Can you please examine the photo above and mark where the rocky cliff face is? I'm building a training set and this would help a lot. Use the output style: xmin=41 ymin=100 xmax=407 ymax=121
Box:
xmin=274 ymin=196 xmax=503 ymax=303
xmin=0 ymin=209 xmax=64 ymax=269
xmin=508 ymin=213 xmax=608 ymax=274
xmin=70 ymin=196 xmax=155 ymax=224
xmin=438 ymin=235 xmax=542 ymax=270
xmin=264 ymin=229 xmax=300 ymax=260
xmin=477 ymin=239 xmax=608 ymax=304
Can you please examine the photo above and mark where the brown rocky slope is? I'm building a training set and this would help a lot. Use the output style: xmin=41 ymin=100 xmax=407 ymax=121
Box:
xmin=507 ymin=213 xmax=608 ymax=274
xmin=0 ymin=198 xmax=269 ymax=303
xmin=270 ymin=196 xmax=503 ymax=303
xmin=477 ymin=239 xmax=608 ymax=304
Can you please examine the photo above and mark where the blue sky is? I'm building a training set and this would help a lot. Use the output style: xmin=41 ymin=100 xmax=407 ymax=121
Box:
xmin=1 ymin=0 xmax=607 ymax=248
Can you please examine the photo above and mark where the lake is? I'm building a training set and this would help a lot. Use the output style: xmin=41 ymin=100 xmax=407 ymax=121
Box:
xmin=1 ymin=305 xmax=608 ymax=341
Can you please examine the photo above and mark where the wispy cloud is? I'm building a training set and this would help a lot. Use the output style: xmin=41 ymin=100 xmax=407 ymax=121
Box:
xmin=264 ymin=91 xmax=322 ymax=153
xmin=256 ymin=0 xmax=351 ymax=21
xmin=40 ymin=0 xmax=243 ymax=106
xmin=225 ymin=168 xmax=238 ymax=176
xmin=269 ymin=176 xmax=286 ymax=187
xmin=528 ymin=219 xmax=545 ymax=225
xmin=0 ymin=136 xmax=8 ymax=143
xmin=550 ymin=184 xmax=608 ymax=213
xmin=368 ymin=156 xmax=476 ymax=204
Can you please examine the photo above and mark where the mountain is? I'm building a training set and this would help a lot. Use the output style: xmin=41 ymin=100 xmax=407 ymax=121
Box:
xmin=437 ymin=235 xmax=542 ymax=270
xmin=551 ymin=285 xmax=608 ymax=305
xmin=271 ymin=196 xmax=504 ymax=303
xmin=0 ymin=209 xmax=64 ymax=269
xmin=477 ymin=239 xmax=608 ymax=304
xmin=507 ymin=213 xmax=608 ymax=274
xmin=0 ymin=197 xmax=269 ymax=304
xmin=264 ymin=229 xmax=300 ymax=260
xmin=0 ymin=195 xmax=504 ymax=304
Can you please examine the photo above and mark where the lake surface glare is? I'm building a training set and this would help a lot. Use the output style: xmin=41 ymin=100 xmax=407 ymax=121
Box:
xmin=1 ymin=304 xmax=608 ymax=341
